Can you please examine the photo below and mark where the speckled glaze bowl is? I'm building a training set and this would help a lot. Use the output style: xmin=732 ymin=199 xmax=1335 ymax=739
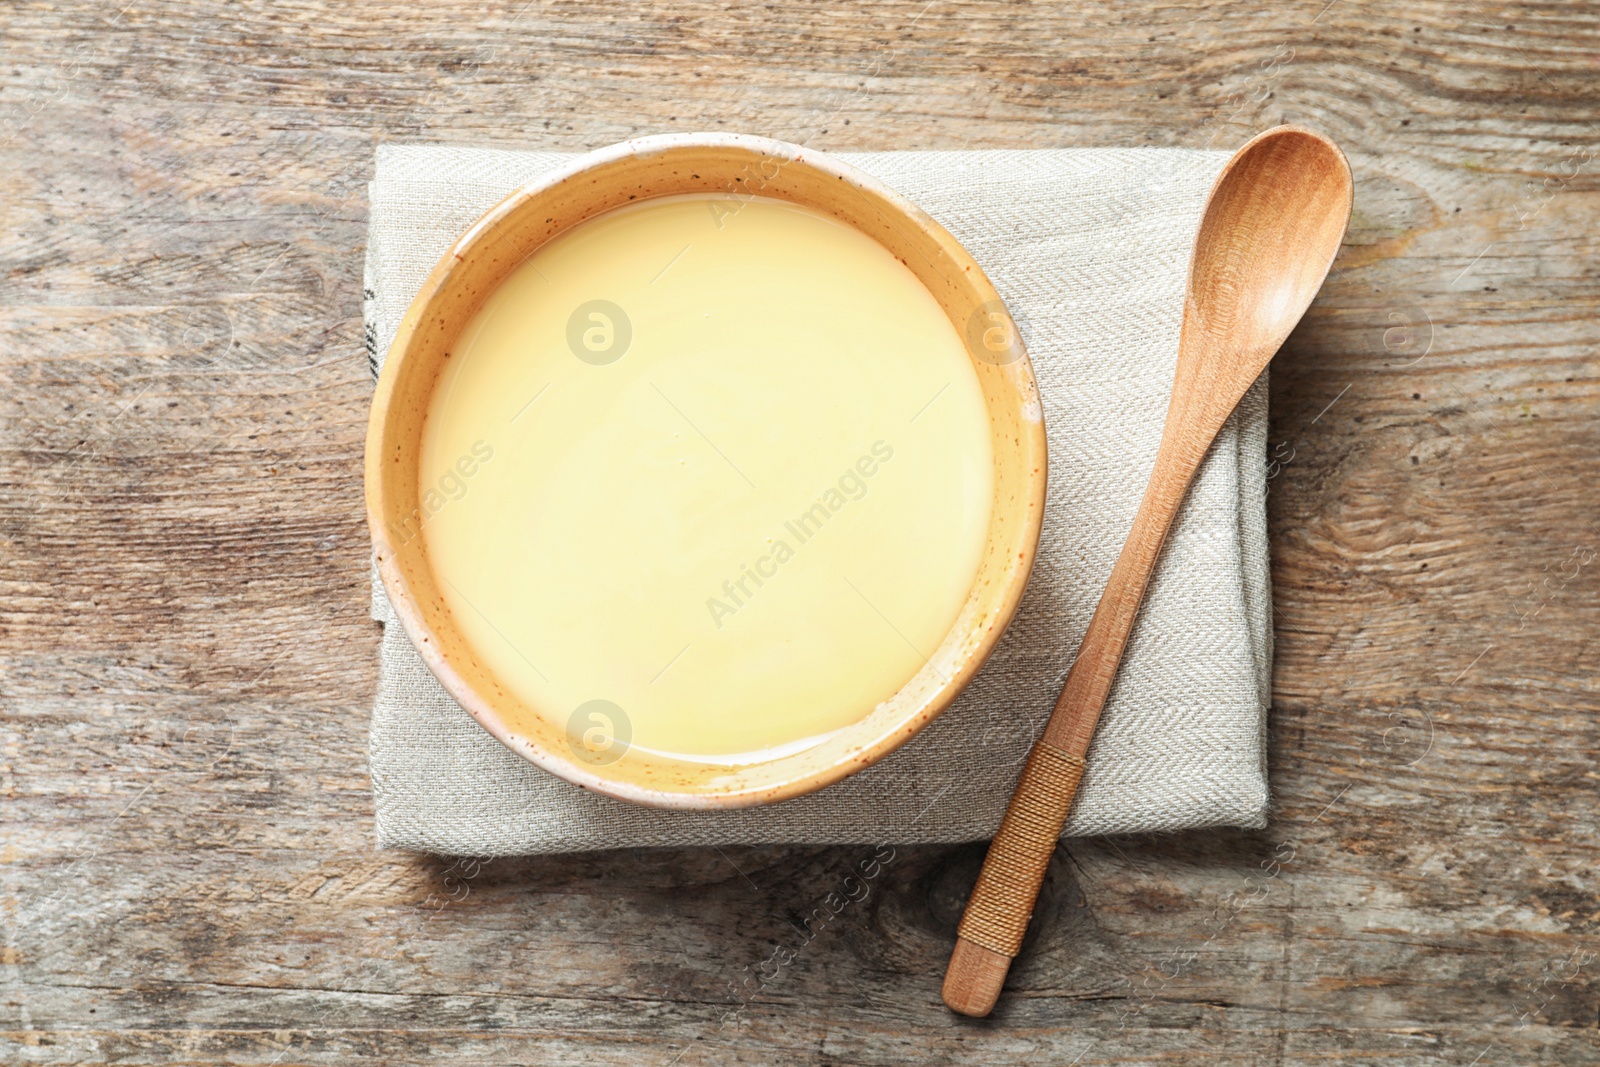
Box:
xmin=365 ymin=133 xmax=1048 ymax=809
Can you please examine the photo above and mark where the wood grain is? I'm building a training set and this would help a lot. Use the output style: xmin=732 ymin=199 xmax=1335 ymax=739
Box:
xmin=2 ymin=1 xmax=1597 ymax=1064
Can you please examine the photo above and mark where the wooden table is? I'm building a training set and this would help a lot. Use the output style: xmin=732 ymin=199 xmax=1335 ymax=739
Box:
xmin=4 ymin=2 xmax=1596 ymax=1063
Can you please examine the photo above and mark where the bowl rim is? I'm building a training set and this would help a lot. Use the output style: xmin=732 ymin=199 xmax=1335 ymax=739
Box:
xmin=366 ymin=131 xmax=1049 ymax=809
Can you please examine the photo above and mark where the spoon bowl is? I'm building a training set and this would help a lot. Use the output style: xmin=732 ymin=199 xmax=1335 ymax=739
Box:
xmin=1175 ymin=126 xmax=1355 ymax=440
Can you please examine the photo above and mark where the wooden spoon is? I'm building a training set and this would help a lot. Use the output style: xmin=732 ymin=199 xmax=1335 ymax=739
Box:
xmin=941 ymin=125 xmax=1353 ymax=1017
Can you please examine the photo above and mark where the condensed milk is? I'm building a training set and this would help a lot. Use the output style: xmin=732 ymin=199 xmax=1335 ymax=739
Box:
xmin=418 ymin=193 xmax=994 ymax=761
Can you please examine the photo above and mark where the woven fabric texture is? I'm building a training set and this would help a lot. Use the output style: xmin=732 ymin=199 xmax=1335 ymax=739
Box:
xmin=364 ymin=143 xmax=1271 ymax=855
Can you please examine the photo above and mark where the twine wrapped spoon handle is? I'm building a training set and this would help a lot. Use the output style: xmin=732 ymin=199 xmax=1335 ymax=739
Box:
xmin=942 ymin=125 xmax=1353 ymax=1017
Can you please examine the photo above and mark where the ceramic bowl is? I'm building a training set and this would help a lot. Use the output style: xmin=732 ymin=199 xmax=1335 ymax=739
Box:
xmin=365 ymin=133 xmax=1047 ymax=808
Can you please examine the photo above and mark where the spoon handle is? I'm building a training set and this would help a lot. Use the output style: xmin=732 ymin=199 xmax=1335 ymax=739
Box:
xmin=942 ymin=436 xmax=1202 ymax=1017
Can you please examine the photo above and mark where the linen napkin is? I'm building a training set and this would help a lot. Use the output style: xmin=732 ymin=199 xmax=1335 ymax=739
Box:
xmin=364 ymin=143 xmax=1271 ymax=856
